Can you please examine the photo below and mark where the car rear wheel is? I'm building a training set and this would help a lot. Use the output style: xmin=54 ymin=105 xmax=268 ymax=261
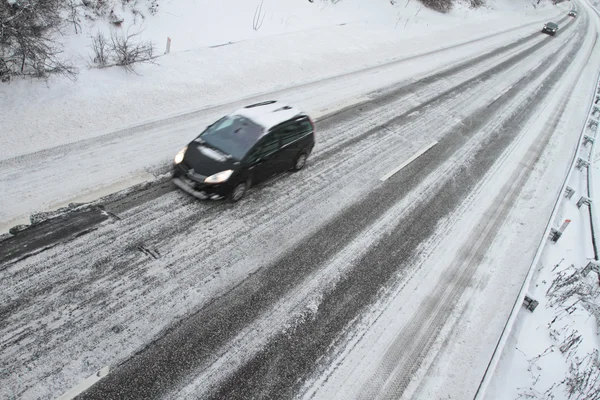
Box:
xmin=230 ymin=180 xmax=249 ymax=202
xmin=293 ymin=152 xmax=308 ymax=171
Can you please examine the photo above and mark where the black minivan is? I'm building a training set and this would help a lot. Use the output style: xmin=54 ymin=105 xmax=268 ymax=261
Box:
xmin=172 ymin=101 xmax=315 ymax=202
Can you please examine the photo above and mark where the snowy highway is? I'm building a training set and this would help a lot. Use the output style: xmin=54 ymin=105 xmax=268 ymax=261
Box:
xmin=1 ymin=2 xmax=600 ymax=399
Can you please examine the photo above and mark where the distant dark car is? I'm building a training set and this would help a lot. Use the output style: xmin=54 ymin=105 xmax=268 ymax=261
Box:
xmin=568 ymin=10 xmax=577 ymax=17
xmin=542 ymin=22 xmax=559 ymax=35
xmin=172 ymin=101 xmax=315 ymax=202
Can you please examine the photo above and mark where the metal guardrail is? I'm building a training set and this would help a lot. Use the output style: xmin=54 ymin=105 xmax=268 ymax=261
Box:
xmin=473 ymin=3 xmax=600 ymax=398
xmin=585 ymin=110 xmax=600 ymax=260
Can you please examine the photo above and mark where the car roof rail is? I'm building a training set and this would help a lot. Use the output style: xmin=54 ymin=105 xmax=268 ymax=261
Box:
xmin=245 ymin=100 xmax=277 ymax=108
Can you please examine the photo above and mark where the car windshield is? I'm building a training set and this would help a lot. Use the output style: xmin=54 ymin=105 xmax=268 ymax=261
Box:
xmin=200 ymin=115 xmax=264 ymax=160
xmin=547 ymin=22 xmax=558 ymax=28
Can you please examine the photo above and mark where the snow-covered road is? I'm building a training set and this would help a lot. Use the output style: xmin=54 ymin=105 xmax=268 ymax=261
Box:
xmin=0 ymin=8 xmax=564 ymax=233
xmin=2 ymin=2 xmax=599 ymax=399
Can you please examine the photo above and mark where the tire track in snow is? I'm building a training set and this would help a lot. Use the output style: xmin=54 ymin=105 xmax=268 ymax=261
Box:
xmin=199 ymin=18 xmax=589 ymax=400
xmin=318 ymin=14 xmax=592 ymax=400
xmin=0 ymin=17 xmax=579 ymax=400
xmin=0 ymin=16 xmax=568 ymax=266
xmin=373 ymin=85 xmax=581 ymax=400
xmin=78 ymin=20 xmax=583 ymax=400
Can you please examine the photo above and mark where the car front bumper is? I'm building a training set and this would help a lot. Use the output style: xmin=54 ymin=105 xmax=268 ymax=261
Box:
xmin=172 ymin=165 xmax=230 ymax=199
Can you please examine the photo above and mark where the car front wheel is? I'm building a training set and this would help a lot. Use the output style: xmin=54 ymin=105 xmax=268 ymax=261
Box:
xmin=229 ymin=180 xmax=249 ymax=202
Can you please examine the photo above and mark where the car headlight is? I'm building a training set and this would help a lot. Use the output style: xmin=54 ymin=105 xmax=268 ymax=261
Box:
xmin=174 ymin=146 xmax=187 ymax=164
xmin=204 ymin=170 xmax=234 ymax=184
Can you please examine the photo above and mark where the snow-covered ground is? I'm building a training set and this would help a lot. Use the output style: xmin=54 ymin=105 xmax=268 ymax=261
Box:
xmin=0 ymin=0 xmax=562 ymax=232
xmin=3 ymin=0 xmax=598 ymax=399
xmin=484 ymin=92 xmax=600 ymax=397
xmin=479 ymin=3 xmax=600 ymax=399
xmin=484 ymin=135 xmax=600 ymax=399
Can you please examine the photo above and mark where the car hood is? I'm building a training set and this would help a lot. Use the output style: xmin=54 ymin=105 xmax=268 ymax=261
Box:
xmin=182 ymin=142 xmax=238 ymax=177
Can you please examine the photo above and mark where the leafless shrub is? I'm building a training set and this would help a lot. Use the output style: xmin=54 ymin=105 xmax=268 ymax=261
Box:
xmin=419 ymin=0 xmax=453 ymax=13
xmin=89 ymin=31 xmax=111 ymax=66
xmin=0 ymin=58 xmax=10 ymax=82
xmin=543 ymin=265 xmax=600 ymax=400
xmin=559 ymin=330 xmax=582 ymax=359
xmin=148 ymin=0 xmax=159 ymax=15
xmin=546 ymin=267 xmax=588 ymax=309
xmin=81 ymin=0 xmax=110 ymax=19
xmin=560 ymin=349 xmax=600 ymax=400
xmin=66 ymin=0 xmax=83 ymax=34
xmin=109 ymin=28 xmax=154 ymax=72
xmin=0 ymin=0 xmax=78 ymax=81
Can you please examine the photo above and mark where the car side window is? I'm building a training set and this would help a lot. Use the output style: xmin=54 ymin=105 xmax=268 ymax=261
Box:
xmin=276 ymin=118 xmax=311 ymax=146
xmin=261 ymin=134 xmax=280 ymax=155
xmin=245 ymin=134 xmax=280 ymax=163
xmin=297 ymin=117 xmax=312 ymax=134
xmin=277 ymin=124 xmax=300 ymax=146
xmin=245 ymin=144 xmax=263 ymax=164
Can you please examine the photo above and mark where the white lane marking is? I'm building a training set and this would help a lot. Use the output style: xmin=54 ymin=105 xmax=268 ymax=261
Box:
xmin=491 ymin=85 xmax=514 ymax=103
xmin=57 ymin=367 xmax=110 ymax=400
xmin=380 ymin=141 xmax=438 ymax=182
